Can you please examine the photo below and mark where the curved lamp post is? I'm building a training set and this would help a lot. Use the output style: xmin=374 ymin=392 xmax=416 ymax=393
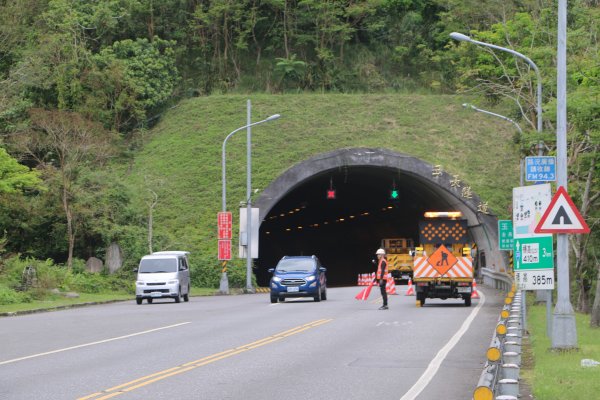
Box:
xmin=450 ymin=32 xmax=542 ymax=133
xmin=221 ymin=110 xmax=281 ymax=294
xmin=462 ymin=103 xmax=525 ymax=186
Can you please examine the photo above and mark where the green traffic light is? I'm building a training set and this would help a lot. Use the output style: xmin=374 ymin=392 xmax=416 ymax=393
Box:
xmin=390 ymin=189 xmax=399 ymax=199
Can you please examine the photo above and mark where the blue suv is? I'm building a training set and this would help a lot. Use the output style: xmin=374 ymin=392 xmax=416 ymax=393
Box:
xmin=269 ymin=255 xmax=327 ymax=303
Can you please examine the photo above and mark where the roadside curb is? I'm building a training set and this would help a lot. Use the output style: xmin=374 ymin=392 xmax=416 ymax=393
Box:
xmin=1 ymin=288 xmax=271 ymax=317
xmin=0 ymin=299 xmax=129 ymax=317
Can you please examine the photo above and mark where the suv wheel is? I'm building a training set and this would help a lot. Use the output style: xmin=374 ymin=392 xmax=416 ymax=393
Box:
xmin=321 ymin=288 xmax=327 ymax=301
xmin=314 ymin=289 xmax=321 ymax=302
xmin=136 ymin=298 xmax=142 ymax=305
xmin=270 ymin=295 xmax=277 ymax=304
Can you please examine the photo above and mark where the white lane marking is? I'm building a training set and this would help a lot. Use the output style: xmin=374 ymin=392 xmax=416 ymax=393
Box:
xmin=399 ymin=292 xmax=486 ymax=400
xmin=0 ymin=322 xmax=191 ymax=366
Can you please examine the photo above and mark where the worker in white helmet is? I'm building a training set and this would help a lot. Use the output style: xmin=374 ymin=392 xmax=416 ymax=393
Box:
xmin=375 ymin=248 xmax=388 ymax=310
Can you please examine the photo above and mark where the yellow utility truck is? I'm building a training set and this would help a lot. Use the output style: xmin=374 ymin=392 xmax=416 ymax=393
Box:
xmin=381 ymin=238 xmax=414 ymax=283
xmin=413 ymin=212 xmax=474 ymax=307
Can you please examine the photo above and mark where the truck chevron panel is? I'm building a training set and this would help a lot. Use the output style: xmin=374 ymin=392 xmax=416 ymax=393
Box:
xmin=413 ymin=256 xmax=473 ymax=278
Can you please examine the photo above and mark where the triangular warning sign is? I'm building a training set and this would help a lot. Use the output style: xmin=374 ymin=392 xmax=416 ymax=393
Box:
xmin=534 ymin=186 xmax=590 ymax=233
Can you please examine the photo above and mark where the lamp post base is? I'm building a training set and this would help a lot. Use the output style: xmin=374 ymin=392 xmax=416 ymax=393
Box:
xmin=219 ymin=272 xmax=229 ymax=295
xmin=551 ymin=309 xmax=578 ymax=350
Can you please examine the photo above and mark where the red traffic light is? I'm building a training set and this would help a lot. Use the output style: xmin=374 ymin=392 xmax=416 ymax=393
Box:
xmin=326 ymin=189 xmax=336 ymax=199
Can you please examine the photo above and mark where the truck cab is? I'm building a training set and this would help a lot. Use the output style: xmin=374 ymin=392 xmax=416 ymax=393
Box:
xmin=381 ymin=238 xmax=415 ymax=283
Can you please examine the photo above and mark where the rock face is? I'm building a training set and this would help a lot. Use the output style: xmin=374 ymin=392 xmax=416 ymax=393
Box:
xmin=106 ymin=243 xmax=123 ymax=274
xmin=86 ymin=257 xmax=104 ymax=273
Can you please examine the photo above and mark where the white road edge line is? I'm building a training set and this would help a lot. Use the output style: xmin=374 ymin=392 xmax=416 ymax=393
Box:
xmin=0 ymin=322 xmax=191 ymax=366
xmin=399 ymin=291 xmax=486 ymax=400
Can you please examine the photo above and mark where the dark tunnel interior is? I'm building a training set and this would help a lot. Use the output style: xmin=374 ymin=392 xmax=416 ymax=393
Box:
xmin=256 ymin=166 xmax=455 ymax=287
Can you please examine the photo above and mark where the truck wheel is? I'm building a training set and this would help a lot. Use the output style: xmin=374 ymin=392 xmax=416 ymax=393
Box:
xmin=464 ymin=296 xmax=472 ymax=307
xmin=417 ymin=293 xmax=426 ymax=306
xmin=147 ymin=298 xmax=153 ymax=304
xmin=136 ymin=298 xmax=142 ymax=305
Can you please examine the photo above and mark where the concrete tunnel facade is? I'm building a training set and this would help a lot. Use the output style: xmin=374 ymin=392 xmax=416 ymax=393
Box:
xmin=253 ymin=147 xmax=508 ymax=287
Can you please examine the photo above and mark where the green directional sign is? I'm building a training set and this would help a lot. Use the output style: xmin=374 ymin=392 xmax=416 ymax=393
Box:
xmin=513 ymin=236 xmax=554 ymax=270
xmin=498 ymin=220 xmax=513 ymax=251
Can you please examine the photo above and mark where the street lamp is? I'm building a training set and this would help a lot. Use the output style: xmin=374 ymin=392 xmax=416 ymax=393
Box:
xmin=221 ymin=108 xmax=281 ymax=294
xmin=450 ymin=32 xmax=542 ymax=133
xmin=462 ymin=103 xmax=524 ymax=184
xmin=552 ymin=0 xmax=577 ymax=349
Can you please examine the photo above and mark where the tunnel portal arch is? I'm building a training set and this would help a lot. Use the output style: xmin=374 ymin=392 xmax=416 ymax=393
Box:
xmin=254 ymin=148 xmax=506 ymax=286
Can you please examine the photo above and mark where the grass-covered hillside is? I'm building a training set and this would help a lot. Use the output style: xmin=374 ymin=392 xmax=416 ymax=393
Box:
xmin=121 ymin=94 xmax=521 ymax=279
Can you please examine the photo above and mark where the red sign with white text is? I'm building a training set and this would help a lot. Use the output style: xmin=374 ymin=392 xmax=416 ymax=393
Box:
xmin=218 ymin=212 xmax=232 ymax=239
xmin=218 ymin=240 xmax=232 ymax=260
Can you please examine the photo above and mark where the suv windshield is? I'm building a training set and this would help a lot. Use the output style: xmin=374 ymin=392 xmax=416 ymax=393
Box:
xmin=276 ymin=258 xmax=315 ymax=273
xmin=139 ymin=258 xmax=178 ymax=273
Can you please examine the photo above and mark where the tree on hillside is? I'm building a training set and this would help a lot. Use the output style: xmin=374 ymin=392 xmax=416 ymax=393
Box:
xmin=14 ymin=109 xmax=116 ymax=269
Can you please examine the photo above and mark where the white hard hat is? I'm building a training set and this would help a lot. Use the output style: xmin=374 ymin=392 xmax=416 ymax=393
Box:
xmin=376 ymin=248 xmax=386 ymax=255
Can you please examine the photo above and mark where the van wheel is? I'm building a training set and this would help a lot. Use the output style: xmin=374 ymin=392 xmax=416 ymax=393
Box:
xmin=183 ymin=286 xmax=190 ymax=302
xmin=147 ymin=298 xmax=153 ymax=304
xmin=175 ymin=287 xmax=182 ymax=303
xmin=136 ymin=298 xmax=142 ymax=305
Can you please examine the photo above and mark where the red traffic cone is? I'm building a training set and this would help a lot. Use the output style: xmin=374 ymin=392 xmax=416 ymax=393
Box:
xmin=386 ymin=273 xmax=397 ymax=295
xmin=405 ymin=279 xmax=415 ymax=296
xmin=355 ymin=280 xmax=374 ymax=300
xmin=471 ymin=279 xmax=480 ymax=299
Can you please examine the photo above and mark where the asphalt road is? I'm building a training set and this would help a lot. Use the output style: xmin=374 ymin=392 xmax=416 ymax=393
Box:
xmin=0 ymin=284 xmax=506 ymax=400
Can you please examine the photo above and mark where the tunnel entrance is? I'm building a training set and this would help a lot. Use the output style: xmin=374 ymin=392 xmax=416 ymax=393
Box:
xmin=254 ymin=148 xmax=504 ymax=287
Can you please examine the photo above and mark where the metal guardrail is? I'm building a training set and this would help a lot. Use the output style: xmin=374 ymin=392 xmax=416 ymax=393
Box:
xmin=473 ymin=287 xmax=523 ymax=400
xmin=481 ymin=267 xmax=513 ymax=292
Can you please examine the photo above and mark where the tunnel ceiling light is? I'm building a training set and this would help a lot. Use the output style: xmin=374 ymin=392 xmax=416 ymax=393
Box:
xmin=424 ymin=211 xmax=463 ymax=219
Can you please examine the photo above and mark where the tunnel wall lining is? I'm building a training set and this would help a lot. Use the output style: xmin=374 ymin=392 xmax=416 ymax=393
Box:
xmin=255 ymin=147 xmax=508 ymax=277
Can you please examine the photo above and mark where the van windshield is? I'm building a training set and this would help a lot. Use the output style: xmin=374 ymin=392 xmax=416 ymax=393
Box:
xmin=139 ymin=258 xmax=178 ymax=273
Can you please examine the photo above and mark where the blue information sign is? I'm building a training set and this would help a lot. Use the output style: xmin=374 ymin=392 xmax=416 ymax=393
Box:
xmin=525 ymin=156 xmax=556 ymax=182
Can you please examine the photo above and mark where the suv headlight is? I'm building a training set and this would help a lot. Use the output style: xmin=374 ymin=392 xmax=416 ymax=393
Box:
xmin=305 ymin=275 xmax=316 ymax=282
xmin=272 ymin=276 xmax=282 ymax=283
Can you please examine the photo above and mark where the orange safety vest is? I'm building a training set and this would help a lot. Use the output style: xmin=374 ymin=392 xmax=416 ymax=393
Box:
xmin=376 ymin=258 xmax=388 ymax=280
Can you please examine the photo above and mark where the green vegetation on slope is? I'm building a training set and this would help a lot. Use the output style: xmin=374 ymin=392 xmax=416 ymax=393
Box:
xmin=121 ymin=93 xmax=521 ymax=280
xmin=525 ymin=300 xmax=600 ymax=399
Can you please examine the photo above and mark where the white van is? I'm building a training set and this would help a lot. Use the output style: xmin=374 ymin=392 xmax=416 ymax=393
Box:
xmin=135 ymin=251 xmax=191 ymax=304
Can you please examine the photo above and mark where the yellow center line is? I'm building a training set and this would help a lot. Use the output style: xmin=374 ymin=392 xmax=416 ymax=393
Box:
xmin=77 ymin=319 xmax=333 ymax=400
